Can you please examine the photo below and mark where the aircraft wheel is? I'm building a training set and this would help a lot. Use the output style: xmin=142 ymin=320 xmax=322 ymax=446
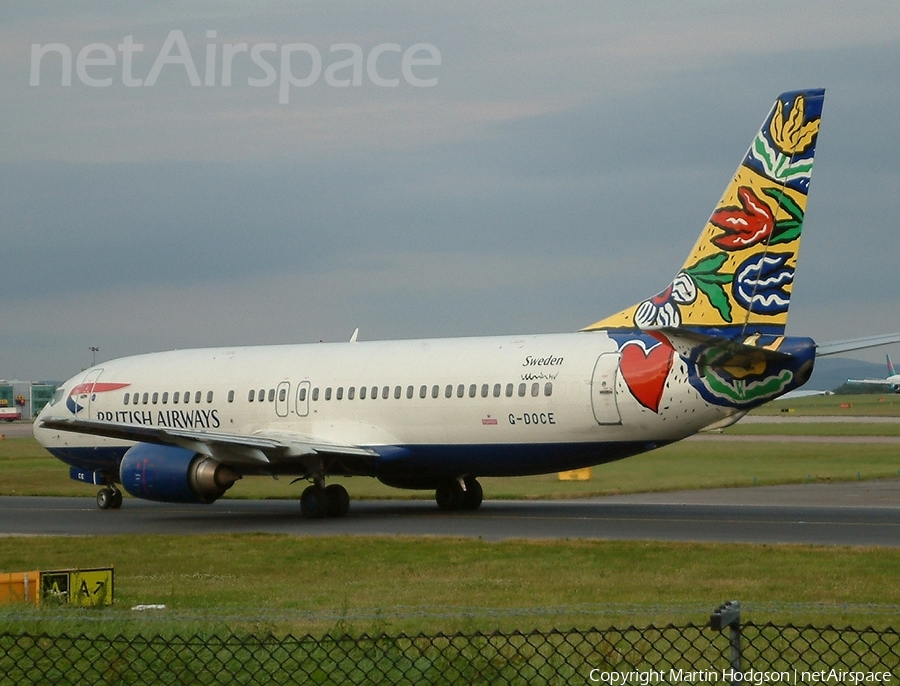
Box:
xmin=435 ymin=480 xmax=465 ymax=511
xmin=96 ymin=488 xmax=114 ymax=510
xmin=111 ymin=488 xmax=124 ymax=509
xmin=300 ymin=485 xmax=328 ymax=519
xmin=325 ymin=484 xmax=350 ymax=518
xmin=462 ymin=477 xmax=483 ymax=510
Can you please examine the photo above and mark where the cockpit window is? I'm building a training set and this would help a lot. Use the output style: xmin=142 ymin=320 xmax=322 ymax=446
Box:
xmin=48 ymin=387 xmax=65 ymax=407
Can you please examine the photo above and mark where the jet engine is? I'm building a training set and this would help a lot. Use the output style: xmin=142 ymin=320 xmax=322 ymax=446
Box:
xmin=119 ymin=443 xmax=241 ymax=504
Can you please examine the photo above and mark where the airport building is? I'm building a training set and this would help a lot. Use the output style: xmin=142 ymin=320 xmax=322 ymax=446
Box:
xmin=0 ymin=381 xmax=56 ymax=421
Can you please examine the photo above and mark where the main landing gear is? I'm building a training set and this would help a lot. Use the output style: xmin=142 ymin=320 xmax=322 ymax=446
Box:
xmin=435 ymin=476 xmax=483 ymax=512
xmin=300 ymin=483 xmax=350 ymax=519
xmin=96 ymin=486 xmax=123 ymax=510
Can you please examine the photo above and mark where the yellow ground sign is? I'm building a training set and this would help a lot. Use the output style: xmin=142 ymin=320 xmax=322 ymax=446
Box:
xmin=69 ymin=569 xmax=114 ymax=606
xmin=41 ymin=568 xmax=114 ymax=606
xmin=558 ymin=468 xmax=592 ymax=481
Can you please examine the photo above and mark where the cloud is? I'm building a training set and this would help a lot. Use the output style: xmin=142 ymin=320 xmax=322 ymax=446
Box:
xmin=3 ymin=1 xmax=900 ymax=380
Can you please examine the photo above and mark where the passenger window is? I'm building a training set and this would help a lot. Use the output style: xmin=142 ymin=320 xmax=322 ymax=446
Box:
xmin=432 ymin=385 xmax=439 ymax=399
xmin=348 ymin=387 xmax=355 ymax=400
xmin=195 ymin=391 xmax=202 ymax=404
xmin=469 ymin=384 xmax=476 ymax=398
xmin=208 ymin=391 xmax=214 ymax=403
xmin=518 ymin=383 xmax=526 ymax=397
xmin=372 ymin=386 xmax=379 ymax=399
xmin=457 ymin=384 xmax=464 ymax=398
xmin=312 ymin=388 xmax=319 ymax=401
xmin=336 ymin=387 xmax=343 ymax=400
xmin=248 ymin=390 xmax=255 ymax=402
xmin=152 ymin=392 xmax=159 ymax=404
xmin=325 ymin=387 xmax=332 ymax=401
xmin=493 ymin=384 xmax=501 ymax=398
xmin=162 ymin=392 xmax=168 ymax=404
xmin=142 ymin=393 xmax=149 ymax=405
xmin=382 ymin=386 xmax=390 ymax=399
xmin=531 ymin=382 xmax=539 ymax=397
xmin=445 ymin=385 xmax=452 ymax=398
xmin=183 ymin=391 xmax=190 ymax=404
xmin=228 ymin=390 xmax=235 ymax=403
xmin=267 ymin=389 xmax=275 ymax=402
xmin=123 ymin=393 xmax=130 ymax=405
xmin=394 ymin=385 xmax=402 ymax=400
xmin=481 ymin=384 xmax=488 ymax=398
xmin=419 ymin=385 xmax=427 ymax=399
xmin=173 ymin=392 xmax=179 ymax=404
xmin=278 ymin=388 xmax=286 ymax=402
xmin=505 ymin=383 xmax=513 ymax=398
xmin=544 ymin=382 xmax=553 ymax=397
xmin=359 ymin=386 xmax=367 ymax=400
xmin=406 ymin=385 xmax=414 ymax=399
xmin=299 ymin=388 xmax=307 ymax=402
xmin=258 ymin=389 xmax=264 ymax=402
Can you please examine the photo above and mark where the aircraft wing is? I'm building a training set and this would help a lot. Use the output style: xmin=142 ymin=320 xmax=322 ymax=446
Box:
xmin=816 ymin=332 xmax=900 ymax=356
xmin=37 ymin=416 xmax=380 ymax=472
xmin=845 ymin=378 xmax=893 ymax=386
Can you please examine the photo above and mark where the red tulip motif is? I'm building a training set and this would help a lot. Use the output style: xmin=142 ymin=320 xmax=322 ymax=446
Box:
xmin=710 ymin=186 xmax=774 ymax=250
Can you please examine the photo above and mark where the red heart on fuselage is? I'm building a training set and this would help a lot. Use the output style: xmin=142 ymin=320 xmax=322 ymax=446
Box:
xmin=619 ymin=342 xmax=674 ymax=412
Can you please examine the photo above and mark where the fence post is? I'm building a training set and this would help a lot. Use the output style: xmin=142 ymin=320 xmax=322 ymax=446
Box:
xmin=710 ymin=600 xmax=742 ymax=684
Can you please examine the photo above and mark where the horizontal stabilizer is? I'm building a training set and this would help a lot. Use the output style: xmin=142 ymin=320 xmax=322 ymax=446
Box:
xmin=655 ymin=327 xmax=794 ymax=369
xmin=815 ymin=332 xmax=900 ymax=356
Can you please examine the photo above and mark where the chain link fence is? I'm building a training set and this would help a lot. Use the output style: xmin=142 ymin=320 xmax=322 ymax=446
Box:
xmin=2 ymin=622 xmax=898 ymax=685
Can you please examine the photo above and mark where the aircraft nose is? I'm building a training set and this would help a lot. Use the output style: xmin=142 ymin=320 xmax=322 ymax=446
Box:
xmin=32 ymin=382 xmax=69 ymax=446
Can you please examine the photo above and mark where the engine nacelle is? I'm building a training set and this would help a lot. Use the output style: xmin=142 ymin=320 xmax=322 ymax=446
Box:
xmin=891 ymin=383 xmax=900 ymax=394
xmin=119 ymin=443 xmax=241 ymax=504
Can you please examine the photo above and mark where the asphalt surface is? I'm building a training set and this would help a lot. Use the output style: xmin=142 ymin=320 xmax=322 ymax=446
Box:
xmin=2 ymin=479 xmax=898 ymax=546
xmin=4 ymin=419 xmax=899 ymax=546
xmin=0 ymin=422 xmax=33 ymax=438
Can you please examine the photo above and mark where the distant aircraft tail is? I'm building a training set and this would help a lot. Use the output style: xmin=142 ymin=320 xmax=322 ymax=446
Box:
xmin=888 ymin=354 xmax=896 ymax=377
xmin=584 ymin=89 xmax=825 ymax=338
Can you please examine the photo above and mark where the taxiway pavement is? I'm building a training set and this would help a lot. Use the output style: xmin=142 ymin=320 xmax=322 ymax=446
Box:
xmin=1 ymin=478 xmax=898 ymax=546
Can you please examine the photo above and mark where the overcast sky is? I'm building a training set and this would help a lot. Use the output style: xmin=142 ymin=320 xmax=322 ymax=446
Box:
xmin=3 ymin=1 xmax=900 ymax=381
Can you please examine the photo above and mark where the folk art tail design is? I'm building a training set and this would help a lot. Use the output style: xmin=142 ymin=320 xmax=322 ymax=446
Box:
xmin=584 ymin=89 xmax=825 ymax=338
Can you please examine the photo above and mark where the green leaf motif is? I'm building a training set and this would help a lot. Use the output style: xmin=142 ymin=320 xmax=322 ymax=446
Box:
xmin=693 ymin=277 xmax=732 ymax=322
xmin=684 ymin=253 xmax=733 ymax=322
xmin=686 ymin=252 xmax=727 ymax=276
xmin=762 ymin=187 xmax=805 ymax=244
xmin=763 ymin=188 xmax=804 ymax=221
xmin=753 ymin=135 xmax=774 ymax=173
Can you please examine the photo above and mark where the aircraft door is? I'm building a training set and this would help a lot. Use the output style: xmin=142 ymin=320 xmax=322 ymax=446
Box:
xmin=591 ymin=353 xmax=621 ymax=425
xmin=295 ymin=381 xmax=311 ymax=417
xmin=79 ymin=368 xmax=104 ymax=419
xmin=275 ymin=381 xmax=290 ymax=417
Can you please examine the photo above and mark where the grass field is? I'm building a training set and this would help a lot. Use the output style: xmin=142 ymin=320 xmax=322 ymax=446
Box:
xmin=2 ymin=435 xmax=900 ymax=499
xmin=725 ymin=423 xmax=900 ymax=435
xmin=753 ymin=394 xmax=900 ymax=416
xmin=2 ymin=405 xmax=898 ymax=636
xmin=1 ymin=535 xmax=899 ymax=635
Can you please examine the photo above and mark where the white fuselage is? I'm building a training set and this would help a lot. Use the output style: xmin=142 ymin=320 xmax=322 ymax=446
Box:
xmin=35 ymin=331 xmax=733 ymax=479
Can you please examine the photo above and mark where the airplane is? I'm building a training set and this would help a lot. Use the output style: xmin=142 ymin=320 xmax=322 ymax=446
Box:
xmin=34 ymin=88 xmax=900 ymax=517
xmin=847 ymin=354 xmax=900 ymax=393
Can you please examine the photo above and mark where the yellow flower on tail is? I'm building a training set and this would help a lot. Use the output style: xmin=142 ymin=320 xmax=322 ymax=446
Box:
xmin=769 ymin=94 xmax=819 ymax=155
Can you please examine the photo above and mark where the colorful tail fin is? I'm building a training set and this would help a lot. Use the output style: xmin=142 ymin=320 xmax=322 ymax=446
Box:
xmin=888 ymin=355 xmax=896 ymax=377
xmin=584 ymin=89 xmax=825 ymax=337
